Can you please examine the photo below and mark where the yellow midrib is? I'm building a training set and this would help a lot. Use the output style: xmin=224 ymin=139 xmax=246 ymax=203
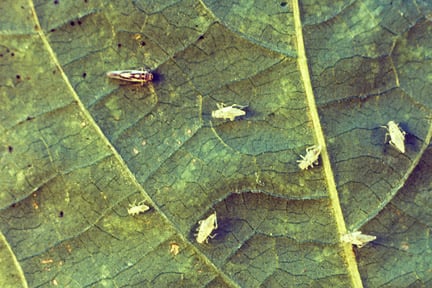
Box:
xmin=291 ymin=1 xmax=363 ymax=287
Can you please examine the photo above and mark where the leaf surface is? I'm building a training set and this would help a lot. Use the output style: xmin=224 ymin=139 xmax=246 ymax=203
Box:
xmin=1 ymin=0 xmax=432 ymax=287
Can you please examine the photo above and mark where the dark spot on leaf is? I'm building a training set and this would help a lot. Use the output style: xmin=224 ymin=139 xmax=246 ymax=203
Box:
xmin=54 ymin=0 xmax=59 ymax=4
xmin=77 ymin=20 xmax=82 ymax=25
xmin=11 ymin=203 xmax=16 ymax=208
xmin=140 ymin=41 xmax=146 ymax=46
xmin=59 ymin=211 xmax=64 ymax=217
xmin=117 ymin=43 xmax=122 ymax=48
xmin=280 ymin=2 xmax=287 ymax=7
xmin=8 ymin=146 xmax=13 ymax=153
xmin=405 ymin=130 xmax=416 ymax=146
xmin=0 ymin=54 xmax=3 ymax=57
xmin=50 ymin=28 xmax=56 ymax=32
xmin=198 ymin=35 xmax=204 ymax=41
xmin=16 ymin=74 xmax=21 ymax=80
xmin=82 ymin=72 xmax=87 ymax=78
xmin=10 ymin=52 xmax=15 ymax=57
xmin=70 ymin=21 xmax=75 ymax=26
xmin=26 ymin=116 xmax=34 ymax=121
xmin=150 ymin=71 xmax=162 ymax=83
xmin=84 ymin=0 xmax=88 ymax=2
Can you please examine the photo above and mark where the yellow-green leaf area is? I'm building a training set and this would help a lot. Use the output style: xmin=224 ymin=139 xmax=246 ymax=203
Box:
xmin=1 ymin=1 xmax=432 ymax=287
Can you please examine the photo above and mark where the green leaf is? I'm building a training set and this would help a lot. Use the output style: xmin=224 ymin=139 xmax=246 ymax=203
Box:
xmin=1 ymin=0 xmax=432 ymax=287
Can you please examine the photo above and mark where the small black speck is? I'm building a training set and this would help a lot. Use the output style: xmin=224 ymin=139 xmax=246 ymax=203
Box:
xmin=198 ymin=35 xmax=204 ymax=41
xmin=77 ymin=20 xmax=82 ymax=25
xmin=82 ymin=72 xmax=87 ymax=78
xmin=16 ymin=74 xmax=21 ymax=79
xmin=140 ymin=41 xmax=146 ymax=46
xmin=11 ymin=203 xmax=17 ymax=208
xmin=26 ymin=116 xmax=34 ymax=121
xmin=8 ymin=146 xmax=13 ymax=153
xmin=54 ymin=0 xmax=59 ymax=4
xmin=50 ymin=28 xmax=56 ymax=32
xmin=0 ymin=54 xmax=3 ymax=57
xmin=117 ymin=43 xmax=122 ymax=48
xmin=280 ymin=2 xmax=287 ymax=7
xmin=10 ymin=52 xmax=15 ymax=57
xmin=70 ymin=21 xmax=75 ymax=26
xmin=84 ymin=0 xmax=88 ymax=2
xmin=59 ymin=211 xmax=64 ymax=217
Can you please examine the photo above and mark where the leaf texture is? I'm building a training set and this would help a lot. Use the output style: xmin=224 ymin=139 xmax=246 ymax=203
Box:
xmin=1 ymin=0 xmax=432 ymax=287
